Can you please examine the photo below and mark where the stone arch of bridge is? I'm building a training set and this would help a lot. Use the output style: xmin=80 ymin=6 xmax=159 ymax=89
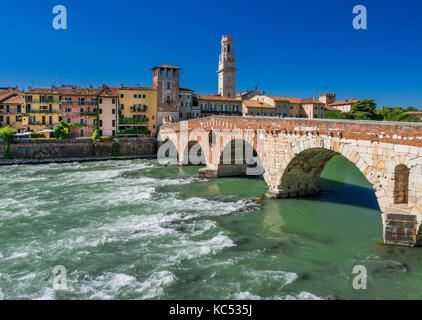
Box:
xmin=271 ymin=143 xmax=388 ymax=212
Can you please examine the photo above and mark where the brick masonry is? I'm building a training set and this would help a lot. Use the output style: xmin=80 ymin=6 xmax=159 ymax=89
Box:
xmin=159 ymin=116 xmax=422 ymax=247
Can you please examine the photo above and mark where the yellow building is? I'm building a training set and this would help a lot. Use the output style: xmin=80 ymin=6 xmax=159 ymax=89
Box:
xmin=118 ymin=86 xmax=158 ymax=136
xmin=23 ymin=87 xmax=63 ymax=132
xmin=248 ymin=95 xmax=325 ymax=118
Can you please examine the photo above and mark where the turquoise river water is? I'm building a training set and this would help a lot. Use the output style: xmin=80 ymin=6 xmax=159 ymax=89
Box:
xmin=1 ymin=156 xmax=422 ymax=300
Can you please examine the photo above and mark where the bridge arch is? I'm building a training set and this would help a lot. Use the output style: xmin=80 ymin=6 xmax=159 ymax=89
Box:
xmin=268 ymin=136 xmax=388 ymax=212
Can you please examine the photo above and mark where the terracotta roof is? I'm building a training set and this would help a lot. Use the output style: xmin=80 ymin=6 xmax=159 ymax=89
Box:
xmin=100 ymin=85 xmax=119 ymax=97
xmin=197 ymin=95 xmax=239 ymax=102
xmin=236 ymin=90 xmax=253 ymax=97
xmin=406 ymin=112 xmax=422 ymax=115
xmin=300 ymin=98 xmax=324 ymax=104
xmin=152 ymin=64 xmax=181 ymax=70
xmin=267 ymin=96 xmax=323 ymax=104
xmin=179 ymin=87 xmax=194 ymax=92
xmin=328 ymin=99 xmax=358 ymax=106
xmin=242 ymin=100 xmax=274 ymax=109
xmin=0 ymin=88 xmax=23 ymax=104
xmin=325 ymin=106 xmax=339 ymax=111
xmin=58 ymin=86 xmax=103 ymax=96
xmin=119 ymin=86 xmax=156 ymax=91
xmin=267 ymin=96 xmax=302 ymax=104
xmin=25 ymin=88 xmax=60 ymax=94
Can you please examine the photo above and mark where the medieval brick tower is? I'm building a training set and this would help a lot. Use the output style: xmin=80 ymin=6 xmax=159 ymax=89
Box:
xmin=218 ymin=35 xmax=237 ymax=98
xmin=153 ymin=65 xmax=180 ymax=126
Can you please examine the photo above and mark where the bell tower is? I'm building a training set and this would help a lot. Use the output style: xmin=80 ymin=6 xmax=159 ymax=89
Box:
xmin=218 ymin=35 xmax=237 ymax=98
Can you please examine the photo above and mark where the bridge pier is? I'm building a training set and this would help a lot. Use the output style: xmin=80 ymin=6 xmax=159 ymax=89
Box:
xmin=265 ymin=184 xmax=321 ymax=199
xmin=383 ymin=212 xmax=420 ymax=247
xmin=198 ymin=164 xmax=248 ymax=178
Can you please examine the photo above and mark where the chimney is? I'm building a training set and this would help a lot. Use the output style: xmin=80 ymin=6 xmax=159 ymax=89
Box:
xmin=121 ymin=82 xmax=124 ymax=88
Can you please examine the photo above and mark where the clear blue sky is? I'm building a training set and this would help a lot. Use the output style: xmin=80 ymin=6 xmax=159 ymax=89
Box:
xmin=1 ymin=0 xmax=421 ymax=108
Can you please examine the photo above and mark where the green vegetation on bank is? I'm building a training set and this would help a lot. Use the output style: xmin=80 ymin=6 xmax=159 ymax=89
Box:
xmin=325 ymin=99 xmax=421 ymax=122
xmin=0 ymin=126 xmax=17 ymax=158
xmin=53 ymin=121 xmax=86 ymax=139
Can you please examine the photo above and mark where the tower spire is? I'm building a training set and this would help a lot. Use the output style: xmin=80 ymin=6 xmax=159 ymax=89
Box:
xmin=218 ymin=35 xmax=237 ymax=98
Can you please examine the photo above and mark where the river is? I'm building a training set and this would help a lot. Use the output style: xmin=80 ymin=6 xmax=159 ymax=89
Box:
xmin=0 ymin=156 xmax=421 ymax=300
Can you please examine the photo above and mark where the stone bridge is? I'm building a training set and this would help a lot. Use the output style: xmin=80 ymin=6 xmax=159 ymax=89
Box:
xmin=158 ymin=116 xmax=422 ymax=247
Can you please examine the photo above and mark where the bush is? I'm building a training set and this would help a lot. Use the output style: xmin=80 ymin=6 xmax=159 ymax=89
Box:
xmin=54 ymin=121 xmax=71 ymax=139
xmin=91 ymin=129 xmax=99 ymax=141
xmin=29 ymin=132 xmax=45 ymax=139
xmin=0 ymin=126 xmax=17 ymax=158
xmin=325 ymin=110 xmax=345 ymax=119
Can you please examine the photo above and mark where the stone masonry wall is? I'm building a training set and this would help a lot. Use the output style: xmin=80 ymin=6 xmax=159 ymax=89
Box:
xmin=0 ymin=138 xmax=156 ymax=159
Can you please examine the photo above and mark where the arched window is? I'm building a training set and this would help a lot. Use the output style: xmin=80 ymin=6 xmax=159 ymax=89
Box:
xmin=394 ymin=164 xmax=410 ymax=204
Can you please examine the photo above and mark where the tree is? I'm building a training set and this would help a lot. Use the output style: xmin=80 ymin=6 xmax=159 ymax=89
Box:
xmin=0 ymin=126 xmax=16 ymax=159
xmin=92 ymin=98 xmax=100 ymax=141
xmin=406 ymin=106 xmax=419 ymax=112
xmin=54 ymin=121 xmax=71 ymax=139
xmin=325 ymin=110 xmax=346 ymax=119
xmin=394 ymin=113 xmax=422 ymax=123
xmin=349 ymin=99 xmax=381 ymax=120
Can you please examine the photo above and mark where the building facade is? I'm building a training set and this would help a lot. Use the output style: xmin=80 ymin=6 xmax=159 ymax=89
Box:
xmin=118 ymin=86 xmax=157 ymax=136
xmin=327 ymin=99 xmax=358 ymax=113
xmin=179 ymin=88 xmax=196 ymax=120
xmin=153 ymin=65 xmax=180 ymax=127
xmin=218 ymin=35 xmax=237 ymax=98
xmin=248 ymin=95 xmax=325 ymax=118
xmin=98 ymin=85 xmax=119 ymax=137
xmin=60 ymin=86 xmax=101 ymax=138
xmin=23 ymin=87 xmax=63 ymax=133
xmin=197 ymin=95 xmax=242 ymax=116
xmin=0 ymin=87 xmax=24 ymax=131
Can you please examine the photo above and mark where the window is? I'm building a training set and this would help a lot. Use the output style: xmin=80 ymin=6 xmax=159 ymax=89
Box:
xmin=120 ymin=104 xmax=124 ymax=109
xmin=80 ymin=108 xmax=83 ymax=113
xmin=98 ymin=98 xmax=102 ymax=104
xmin=80 ymin=129 xmax=84 ymax=137
xmin=112 ymin=98 xmax=116 ymax=104
xmin=166 ymin=82 xmax=171 ymax=89
xmin=134 ymin=94 xmax=137 ymax=98
xmin=120 ymin=94 xmax=124 ymax=98
xmin=67 ymin=118 xmax=70 ymax=123
xmin=99 ymin=108 xmax=103 ymax=114
xmin=152 ymin=116 xmax=155 ymax=120
xmin=394 ymin=165 xmax=410 ymax=204
xmin=112 ymin=109 xmax=115 ymax=114
xmin=100 ymin=120 xmax=103 ymax=127
xmin=112 ymin=130 xmax=115 ymax=136
xmin=80 ymin=119 xmax=84 ymax=124
xmin=112 ymin=120 xmax=116 ymax=127
xmin=143 ymin=95 xmax=146 ymax=99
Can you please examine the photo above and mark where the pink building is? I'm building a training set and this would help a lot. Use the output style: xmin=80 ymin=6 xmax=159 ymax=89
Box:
xmin=59 ymin=86 xmax=102 ymax=138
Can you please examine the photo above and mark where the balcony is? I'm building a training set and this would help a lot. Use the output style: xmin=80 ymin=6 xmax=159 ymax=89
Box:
xmin=62 ymin=101 xmax=97 ymax=106
xmin=62 ymin=112 xmax=97 ymax=117
xmin=130 ymin=105 xmax=147 ymax=113
xmin=119 ymin=117 xmax=148 ymax=125
xmin=24 ymin=99 xmax=61 ymax=103
xmin=24 ymin=110 xmax=62 ymax=114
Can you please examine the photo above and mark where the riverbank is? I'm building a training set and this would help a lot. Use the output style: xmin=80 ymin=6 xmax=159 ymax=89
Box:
xmin=0 ymin=154 xmax=157 ymax=166
xmin=0 ymin=137 xmax=157 ymax=164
